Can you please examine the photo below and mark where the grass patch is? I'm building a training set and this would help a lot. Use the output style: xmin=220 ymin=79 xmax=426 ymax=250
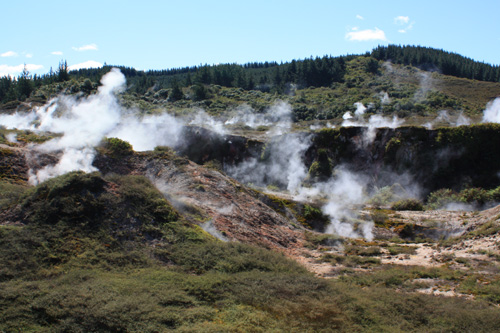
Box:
xmin=387 ymin=245 xmax=418 ymax=255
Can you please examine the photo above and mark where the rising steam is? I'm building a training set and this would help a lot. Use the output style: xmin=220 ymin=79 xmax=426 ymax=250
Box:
xmin=296 ymin=168 xmax=374 ymax=240
xmin=4 ymin=67 xmax=496 ymax=241
xmin=0 ymin=68 xmax=184 ymax=184
xmin=482 ymin=98 xmax=500 ymax=123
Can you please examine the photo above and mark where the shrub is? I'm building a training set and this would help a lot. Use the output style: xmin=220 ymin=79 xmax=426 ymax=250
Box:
xmin=20 ymin=171 xmax=107 ymax=226
xmin=397 ymin=223 xmax=415 ymax=238
xmin=387 ymin=245 xmax=417 ymax=255
xmin=0 ymin=181 xmax=27 ymax=209
xmin=308 ymin=149 xmax=332 ymax=180
xmin=102 ymin=137 xmax=133 ymax=157
xmin=458 ymin=188 xmax=490 ymax=206
xmin=370 ymin=210 xmax=389 ymax=227
xmin=391 ymin=198 xmax=424 ymax=211
xmin=345 ymin=244 xmax=383 ymax=256
xmin=427 ymin=186 xmax=500 ymax=209
xmin=426 ymin=188 xmax=459 ymax=210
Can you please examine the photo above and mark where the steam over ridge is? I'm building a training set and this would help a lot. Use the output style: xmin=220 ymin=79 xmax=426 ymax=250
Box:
xmin=0 ymin=68 xmax=184 ymax=184
xmin=2 ymin=68 xmax=500 ymax=240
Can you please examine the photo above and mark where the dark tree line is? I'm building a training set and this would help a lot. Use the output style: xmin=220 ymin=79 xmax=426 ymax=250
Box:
xmin=132 ymin=55 xmax=349 ymax=93
xmin=371 ymin=45 xmax=500 ymax=82
xmin=1 ymin=45 xmax=499 ymax=105
xmin=0 ymin=61 xmax=73 ymax=104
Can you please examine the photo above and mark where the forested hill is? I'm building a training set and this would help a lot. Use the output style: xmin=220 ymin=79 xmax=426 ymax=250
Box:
xmin=1 ymin=45 xmax=500 ymax=121
xmin=371 ymin=45 xmax=500 ymax=82
xmin=68 ymin=45 xmax=500 ymax=94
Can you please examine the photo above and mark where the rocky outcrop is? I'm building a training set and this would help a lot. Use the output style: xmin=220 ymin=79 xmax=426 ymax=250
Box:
xmin=311 ymin=124 xmax=500 ymax=194
xmin=94 ymin=150 xmax=306 ymax=252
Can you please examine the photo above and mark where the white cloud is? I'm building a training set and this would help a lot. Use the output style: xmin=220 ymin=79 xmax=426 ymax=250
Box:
xmin=51 ymin=51 xmax=63 ymax=55
xmin=25 ymin=64 xmax=43 ymax=72
xmin=0 ymin=64 xmax=43 ymax=77
xmin=356 ymin=14 xmax=364 ymax=20
xmin=394 ymin=16 xmax=415 ymax=34
xmin=68 ymin=60 xmax=103 ymax=71
xmin=394 ymin=16 xmax=410 ymax=25
xmin=1 ymin=51 xmax=18 ymax=57
xmin=346 ymin=27 xmax=387 ymax=41
xmin=25 ymin=53 xmax=33 ymax=58
xmin=72 ymin=43 xmax=98 ymax=52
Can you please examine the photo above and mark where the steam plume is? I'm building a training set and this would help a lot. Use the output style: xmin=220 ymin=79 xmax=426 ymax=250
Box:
xmin=0 ymin=68 xmax=184 ymax=184
xmin=226 ymin=132 xmax=311 ymax=193
xmin=296 ymin=168 xmax=373 ymax=240
xmin=225 ymin=101 xmax=293 ymax=136
xmin=482 ymin=98 xmax=500 ymax=123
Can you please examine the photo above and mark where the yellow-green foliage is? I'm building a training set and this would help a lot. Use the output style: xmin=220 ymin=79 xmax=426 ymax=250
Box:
xmin=101 ymin=137 xmax=134 ymax=157
xmin=0 ymin=181 xmax=28 ymax=209
xmin=426 ymin=185 xmax=500 ymax=210
xmin=2 ymin=171 xmax=500 ymax=331
xmin=391 ymin=199 xmax=424 ymax=211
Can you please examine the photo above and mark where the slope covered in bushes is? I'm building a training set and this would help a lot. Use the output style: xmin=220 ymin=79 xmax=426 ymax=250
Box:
xmin=1 ymin=171 xmax=500 ymax=331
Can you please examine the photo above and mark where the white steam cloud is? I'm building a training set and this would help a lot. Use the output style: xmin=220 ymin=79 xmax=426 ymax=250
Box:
xmin=342 ymin=102 xmax=404 ymax=146
xmin=354 ymin=102 xmax=367 ymax=116
xmin=226 ymin=133 xmax=310 ymax=193
xmin=225 ymin=101 xmax=293 ymax=136
xmin=424 ymin=110 xmax=472 ymax=129
xmin=189 ymin=109 xmax=227 ymax=135
xmin=0 ymin=68 xmax=184 ymax=184
xmin=482 ymin=98 xmax=500 ymax=123
xmin=295 ymin=168 xmax=373 ymax=240
xmin=379 ymin=91 xmax=391 ymax=105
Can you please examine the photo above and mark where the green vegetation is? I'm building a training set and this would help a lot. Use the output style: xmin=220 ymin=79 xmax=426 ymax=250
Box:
xmin=391 ymin=198 xmax=424 ymax=211
xmin=372 ymin=45 xmax=500 ymax=82
xmin=426 ymin=185 xmax=500 ymax=210
xmin=307 ymin=148 xmax=332 ymax=181
xmin=100 ymin=137 xmax=134 ymax=157
xmin=1 ymin=169 xmax=500 ymax=331
xmin=3 ymin=45 xmax=500 ymax=124
xmin=2 ymin=44 xmax=500 ymax=330
xmin=387 ymin=245 xmax=418 ymax=255
xmin=320 ymin=253 xmax=382 ymax=267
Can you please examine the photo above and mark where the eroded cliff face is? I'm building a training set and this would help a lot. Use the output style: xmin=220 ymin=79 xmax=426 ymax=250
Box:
xmin=310 ymin=124 xmax=500 ymax=194
xmin=4 ymin=123 xmax=500 ymax=253
xmin=93 ymin=150 xmax=306 ymax=252
xmin=175 ymin=124 xmax=500 ymax=196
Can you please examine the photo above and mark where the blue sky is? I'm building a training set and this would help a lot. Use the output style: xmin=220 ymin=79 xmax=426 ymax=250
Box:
xmin=1 ymin=0 xmax=499 ymax=77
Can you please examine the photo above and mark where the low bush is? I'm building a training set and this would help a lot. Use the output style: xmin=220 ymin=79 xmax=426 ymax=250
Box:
xmin=0 ymin=181 xmax=27 ymax=209
xmin=387 ymin=245 xmax=418 ymax=255
xmin=101 ymin=137 xmax=134 ymax=157
xmin=426 ymin=186 xmax=500 ymax=210
xmin=391 ymin=198 xmax=424 ymax=211
xmin=345 ymin=245 xmax=383 ymax=256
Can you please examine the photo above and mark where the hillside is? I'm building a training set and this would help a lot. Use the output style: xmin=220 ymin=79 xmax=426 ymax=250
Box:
xmin=2 ymin=45 xmax=500 ymax=123
xmin=1 ymin=47 xmax=500 ymax=331
xmin=2 ymin=143 xmax=500 ymax=331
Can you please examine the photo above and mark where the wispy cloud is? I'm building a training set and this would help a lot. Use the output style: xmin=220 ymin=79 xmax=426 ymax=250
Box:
xmin=394 ymin=16 xmax=414 ymax=33
xmin=68 ymin=60 xmax=103 ymax=71
xmin=25 ymin=53 xmax=33 ymax=58
xmin=398 ymin=22 xmax=414 ymax=33
xmin=51 ymin=51 xmax=63 ymax=55
xmin=0 ymin=64 xmax=43 ymax=77
xmin=1 ymin=51 xmax=18 ymax=57
xmin=394 ymin=16 xmax=409 ymax=25
xmin=72 ymin=43 xmax=98 ymax=52
xmin=346 ymin=27 xmax=387 ymax=41
xmin=356 ymin=14 xmax=364 ymax=20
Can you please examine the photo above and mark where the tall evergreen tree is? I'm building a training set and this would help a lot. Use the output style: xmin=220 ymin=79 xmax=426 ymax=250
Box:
xmin=16 ymin=64 xmax=33 ymax=100
xmin=57 ymin=60 xmax=69 ymax=82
